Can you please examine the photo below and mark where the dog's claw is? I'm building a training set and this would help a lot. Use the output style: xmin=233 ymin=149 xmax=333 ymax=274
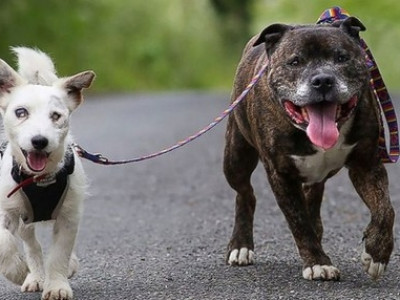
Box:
xmin=228 ymin=247 xmax=255 ymax=266
xmin=302 ymin=265 xmax=340 ymax=281
xmin=361 ymin=251 xmax=386 ymax=280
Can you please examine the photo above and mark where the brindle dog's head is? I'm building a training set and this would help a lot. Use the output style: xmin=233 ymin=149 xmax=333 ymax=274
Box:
xmin=254 ymin=17 xmax=369 ymax=149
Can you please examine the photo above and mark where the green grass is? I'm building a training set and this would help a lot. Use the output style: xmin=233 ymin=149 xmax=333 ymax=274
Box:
xmin=0 ymin=0 xmax=398 ymax=91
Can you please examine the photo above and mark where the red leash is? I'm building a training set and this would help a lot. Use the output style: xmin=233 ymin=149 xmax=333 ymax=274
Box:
xmin=7 ymin=174 xmax=47 ymax=198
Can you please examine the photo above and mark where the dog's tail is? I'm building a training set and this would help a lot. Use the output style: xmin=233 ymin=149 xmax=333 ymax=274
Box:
xmin=11 ymin=47 xmax=58 ymax=85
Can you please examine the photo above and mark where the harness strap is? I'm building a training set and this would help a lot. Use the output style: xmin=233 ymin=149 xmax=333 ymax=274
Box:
xmin=8 ymin=148 xmax=75 ymax=222
xmin=317 ymin=6 xmax=399 ymax=163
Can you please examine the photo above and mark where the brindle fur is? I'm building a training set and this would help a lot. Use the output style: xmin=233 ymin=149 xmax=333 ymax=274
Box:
xmin=223 ymin=17 xmax=394 ymax=280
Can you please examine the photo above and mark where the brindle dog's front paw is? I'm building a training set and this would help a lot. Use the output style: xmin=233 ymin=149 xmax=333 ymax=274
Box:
xmin=227 ymin=247 xmax=255 ymax=266
xmin=361 ymin=248 xmax=386 ymax=280
xmin=361 ymin=225 xmax=393 ymax=280
xmin=302 ymin=265 xmax=340 ymax=281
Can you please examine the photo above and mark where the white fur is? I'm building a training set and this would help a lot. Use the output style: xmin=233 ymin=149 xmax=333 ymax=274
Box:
xmin=291 ymin=118 xmax=355 ymax=184
xmin=11 ymin=47 xmax=58 ymax=85
xmin=0 ymin=47 xmax=94 ymax=300
xmin=293 ymin=75 xmax=352 ymax=106
xmin=361 ymin=245 xmax=386 ymax=280
xmin=228 ymin=247 xmax=255 ymax=266
xmin=302 ymin=264 xmax=340 ymax=280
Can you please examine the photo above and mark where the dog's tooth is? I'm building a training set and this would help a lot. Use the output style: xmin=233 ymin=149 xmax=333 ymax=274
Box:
xmin=301 ymin=107 xmax=309 ymax=122
xmin=336 ymin=105 xmax=341 ymax=119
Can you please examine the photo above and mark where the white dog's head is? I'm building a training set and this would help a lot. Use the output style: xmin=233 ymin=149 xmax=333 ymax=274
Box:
xmin=0 ymin=47 xmax=95 ymax=175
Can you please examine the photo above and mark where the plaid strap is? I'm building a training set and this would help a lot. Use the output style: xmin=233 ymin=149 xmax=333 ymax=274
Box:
xmin=317 ymin=6 xmax=399 ymax=163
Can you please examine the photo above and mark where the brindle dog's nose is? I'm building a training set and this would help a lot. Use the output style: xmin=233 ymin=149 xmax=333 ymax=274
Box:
xmin=31 ymin=135 xmax=49 ymax=150
xmin=311 ymin=74 xmax=335 ymax=94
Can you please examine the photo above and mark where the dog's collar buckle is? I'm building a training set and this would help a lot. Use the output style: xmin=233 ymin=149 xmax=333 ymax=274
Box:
xmin=35 ymin=173 xmax=56 ymax=187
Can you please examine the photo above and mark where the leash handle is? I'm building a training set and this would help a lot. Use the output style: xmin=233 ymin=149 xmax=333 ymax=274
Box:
xmin=74 ymin=61 xmax=269 ymax=165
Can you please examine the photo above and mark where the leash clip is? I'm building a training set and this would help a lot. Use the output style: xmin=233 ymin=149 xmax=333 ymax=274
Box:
xmin=94 ymin=154 xmax=109 ymax=164
xmin=72 ymin=143 xmax=109 ymax=164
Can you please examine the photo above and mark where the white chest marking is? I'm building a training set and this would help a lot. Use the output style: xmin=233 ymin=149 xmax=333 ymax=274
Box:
xmin=291 ymin=121 xmax=356 ymax=184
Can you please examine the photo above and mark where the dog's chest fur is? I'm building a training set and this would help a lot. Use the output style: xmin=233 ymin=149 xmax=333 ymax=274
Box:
xmin=291 ymin=120 xmax=355 ymax=184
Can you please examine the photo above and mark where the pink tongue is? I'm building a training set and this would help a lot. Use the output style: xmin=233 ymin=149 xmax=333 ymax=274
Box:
xmin=305 ymin=102 xmax=339 ymax=150
xmin=27 ymin=151 xmax=47 ymax=172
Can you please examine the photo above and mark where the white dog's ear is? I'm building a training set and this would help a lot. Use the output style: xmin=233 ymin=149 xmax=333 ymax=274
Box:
xmin=0 ymin=59 xmax=26 ymax=112
xmin=57 ymin=70 xmax=95 ymax=111
xmin=0 ymin=59 xmax=25 ymax=96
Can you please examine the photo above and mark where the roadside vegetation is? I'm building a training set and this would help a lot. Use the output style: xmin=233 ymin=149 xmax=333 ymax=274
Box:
xmin=0 ymin=0 xmax=398 ymax=92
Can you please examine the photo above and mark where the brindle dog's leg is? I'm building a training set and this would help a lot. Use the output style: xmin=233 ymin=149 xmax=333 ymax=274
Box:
xmin=348 ymin=163 xmax=394 ymax=280
xmin=262 ymin=163 xmax=340 ymax=280
xmin=224 ymin=116 xmax=259 ymax=266
xmin=303 ymin=182 xmax=325 ymax=243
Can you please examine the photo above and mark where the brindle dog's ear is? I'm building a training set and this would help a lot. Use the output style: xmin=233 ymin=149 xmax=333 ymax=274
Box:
xmin=253 ymin=24 xmax=292 ymax=54
xmin=334 ymin=17 xmax=366 ymax=40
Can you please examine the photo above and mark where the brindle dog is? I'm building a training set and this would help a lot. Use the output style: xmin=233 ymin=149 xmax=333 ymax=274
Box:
xmin=223 ymin=17 xmax=394 ymax=280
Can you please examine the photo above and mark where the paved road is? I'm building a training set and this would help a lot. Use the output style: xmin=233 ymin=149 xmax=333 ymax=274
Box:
xmin=1 ymin=92 xmax=400 ymax=300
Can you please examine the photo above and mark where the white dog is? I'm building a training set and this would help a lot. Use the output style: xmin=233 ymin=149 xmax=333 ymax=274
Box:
xmin=0 ymin=47 xmax=95 ymax=300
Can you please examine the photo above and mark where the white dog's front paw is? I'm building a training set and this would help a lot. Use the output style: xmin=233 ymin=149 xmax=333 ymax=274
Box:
xmin=228 ymin=247 xmax=255 ymax=266
xmin=2 ymin=254 xmax=29 ymax=285
xmin=361 ymin=251 xmax=386 ymax=280
xmin=42 ymin=281 xmax=72 ymax=300
xmin=302 ymin=265 xmax=340 ymax=281
xmin=21 ymin=272 xmax=43 ymax=292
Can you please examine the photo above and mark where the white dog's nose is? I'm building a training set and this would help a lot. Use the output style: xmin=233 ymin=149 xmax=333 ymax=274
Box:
xmin=31 ymin=135 xmax=49 ymax=150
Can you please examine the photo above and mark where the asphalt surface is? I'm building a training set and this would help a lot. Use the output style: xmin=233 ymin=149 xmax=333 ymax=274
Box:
xmin=1 ymin=92 xmax=400 ymax=300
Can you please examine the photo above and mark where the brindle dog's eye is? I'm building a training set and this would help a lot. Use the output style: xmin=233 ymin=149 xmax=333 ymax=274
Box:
xmin=51 ymin=112 xmax=62 ymax=121
xmin=335 ymin=51 xmax=350 ymax=63
xmin=337 ymin=55 xmax=348 ymax=63
xmin=15 ymin=107 xmax=28 ymax=119
xmin=288 ymin=56 xmax=300 ymax=67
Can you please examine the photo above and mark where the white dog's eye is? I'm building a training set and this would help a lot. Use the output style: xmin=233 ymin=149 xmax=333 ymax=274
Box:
xmin=51 ymin=112 xmax=62 ymax=121
xmin=15 ymin=107 xmax=28 ymax=119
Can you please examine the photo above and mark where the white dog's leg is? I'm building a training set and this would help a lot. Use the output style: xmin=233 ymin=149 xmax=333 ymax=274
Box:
xmin=19 ymin=224 xmax=45 ymax=292
xmin=0 ymin=215 xmax=29 ymax=285
xmin=42 ymin=215 xmax=79 ymax=300
xmin=68 ymin=252 xmax=79 ymax=279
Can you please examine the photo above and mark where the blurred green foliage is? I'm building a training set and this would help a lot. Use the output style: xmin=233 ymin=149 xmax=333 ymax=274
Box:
xmin=0 ymin=0 xmax=399 ymax=92
xmin=0 ymin=0 xmax=232 ymax=91
xmin=253 ymin=0 xmax=400 ymax=91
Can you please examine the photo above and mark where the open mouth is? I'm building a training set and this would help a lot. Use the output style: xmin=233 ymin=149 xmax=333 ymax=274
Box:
xmin=284 ymin=95 xmax=358 ymax=149
xmin=22 ymin=149 xmax=50 ymax=172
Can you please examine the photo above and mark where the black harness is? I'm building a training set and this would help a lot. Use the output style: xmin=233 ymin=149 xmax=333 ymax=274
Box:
xmin=1 ymin=143 xmax=75 ymax=223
